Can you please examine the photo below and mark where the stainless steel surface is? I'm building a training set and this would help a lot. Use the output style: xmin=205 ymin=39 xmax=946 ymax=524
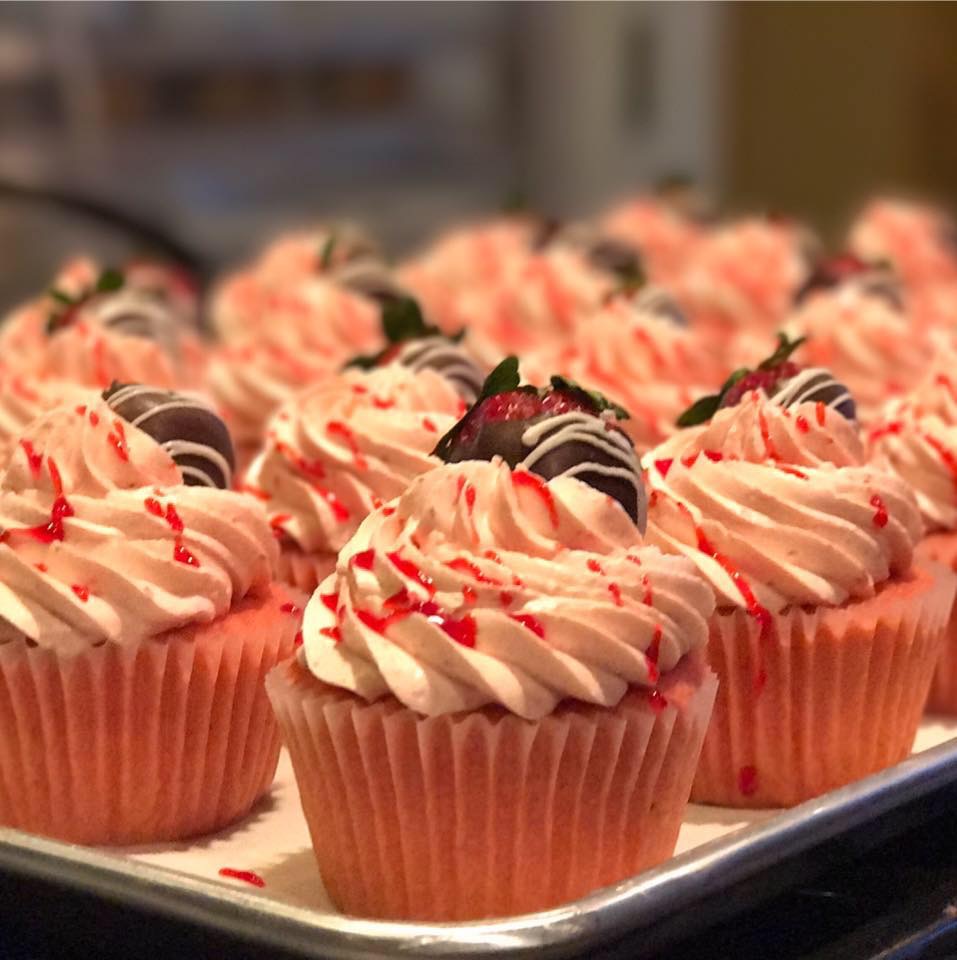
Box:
xmin=3 ymin=734 xmax=957 ymax=959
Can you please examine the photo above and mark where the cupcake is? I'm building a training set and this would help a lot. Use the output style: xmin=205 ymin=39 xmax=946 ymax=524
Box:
xmin=0 ymin=389 xmax=299 ymax=844
xmin=678 ymin=216 xmax=813 ymax=341
xmin=848 ymin=197 xmax=957 ymax=291
xmin=244 ymin=345 xmax=469 ymax=592
xmin=207 ymin=278 xmax=383 ymax=465
xmin=524 ymin=287 xmax=716 ymax=455
xmin=267 ymin=359 xmax=717 ymax=919
xmin=869 ymin=355 xmax=957 ymax=711
xmin=787 ymin=276 xmax=934 ymax=424
xmin=646 ymin=346 xmax=953 ymax=807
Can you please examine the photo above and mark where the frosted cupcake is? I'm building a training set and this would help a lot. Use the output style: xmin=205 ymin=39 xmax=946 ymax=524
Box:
xmin=848 ymin=197 xmax=957 ymax=290
xmin=267 ymin=359 xmax=717 ymax=919
xmin=678 ymin=217 xmax=813 ymax=341
xmin=0 ymin=389 xmax=299 ymax=844
xmin=647 ymin=347 xmax=953 ymax=807
xmin=524 ymin=287 xmax=715 ymax=455
xmin=244 ymin=334 xmax=472 ymax=591
xmin=869 ymin=354 xmax=957 ymax=711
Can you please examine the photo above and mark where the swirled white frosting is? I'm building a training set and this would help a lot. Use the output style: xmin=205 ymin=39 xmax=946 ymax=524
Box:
xmin=0 ymin=401 xmax=276 ymax=654
xmin=870 ymin=360 xmax=957 ymax=533
xmin=645 ymin=393 xmax=920 ymax=612
xmin=301 ymin=459 xmax=713 ymax=718
xmin=245 ymin=365 xmax=464 ymax=554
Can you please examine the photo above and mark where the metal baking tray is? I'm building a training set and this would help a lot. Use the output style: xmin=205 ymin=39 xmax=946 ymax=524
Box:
xmin=3 ymin=720 xmax=957 ymax=960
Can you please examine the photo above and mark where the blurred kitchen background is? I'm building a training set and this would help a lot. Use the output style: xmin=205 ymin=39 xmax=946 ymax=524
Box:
xmin=0 ymin=1 xmax=955 ymax=304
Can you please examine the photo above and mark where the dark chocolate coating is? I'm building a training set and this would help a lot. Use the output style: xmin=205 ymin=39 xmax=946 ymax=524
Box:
xmin=771 ymin=368 xmax=857 ymax=421
xmin=441 ymin=411 xmax=646 ymax=530
xmin=103 ymin=382 xmax=235 ymax=489
xmin=394 ymin=336 xmax=484 ymax=403
xmin=533 ymin=219 xmax=643 ymax=282
xmin=335 ymin=260 xmax=410 ymax=307
xmin=633 ymin=286 xmax=688 ymax=327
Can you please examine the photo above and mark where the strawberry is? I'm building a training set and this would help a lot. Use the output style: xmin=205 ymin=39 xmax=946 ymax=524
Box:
xmin=719 ymin=360 xmax=801 ymax=410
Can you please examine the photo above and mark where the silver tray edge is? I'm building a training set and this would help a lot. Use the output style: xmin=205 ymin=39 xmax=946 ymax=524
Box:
xmin=3 ymin=735 xmax=957 ymax=960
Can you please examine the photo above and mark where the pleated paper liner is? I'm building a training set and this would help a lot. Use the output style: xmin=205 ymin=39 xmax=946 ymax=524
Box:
xmin=0 ymin=584 xmax=300 ymax=845
xmin=918 ymin=532 xmax=957 ymax=713
xmin=267 ymin=651 xmax=717 ymax=921
xmin=277 ymin=547 xmax=337 ymax=594
xmin=692 ymin=563 xmax=956 ymax=809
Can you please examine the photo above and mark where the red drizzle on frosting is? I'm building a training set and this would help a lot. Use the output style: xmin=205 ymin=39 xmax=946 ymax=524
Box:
xmin=71 ymin=584 xmax=90 ymax=602
xmin=499 ymin=591 xmax=514 ymax=607
xmin=510 ymin=612 xmax=545 ymax=638
xmin=462 ymin=585 xmax=477 ymax=604
xmin=89 ymin=410 xmax=100 ymax=427
xmin=655 ymin=458 xmax=673 ymax=478
xmin=327 ymin=421 xmax=367 ymax=470
xmin=1 ymin=458 xmax=74 ymax=545
xmin=294 ymin=630 xmax=303 ymax=647
xmin=757 ymin=410 xmax=780 ymax=461
xmin=646 ymin=690 xmax=668 ymax=714
xmin=359 ymin=595 xmax=478 ymax=648
xmin=923 ymin=432 xmax=957 ymax=491
xmin=870 ymin=494 xmax=889 ymax=528
xmin=465 ymin=485 xmax=476 ymax=515
xmin=372 ymin=396 xmax=395 ymax=410
xmin=446 ymin=557 xmax=501 ymax=585
xmin=107 ymin=418 xmax=130 ymax=462
xmin=352 ymin=548 xmax=376 ymax=570
xmin=815 ymin=402 xmax=827 ymax=427
xmin=174 ymin=542 xmax=200 ymax=566
xmin=421 ymin=416 xmax=437 ymax=432
xmin=512 ymin=470 xmax=558 ymax=526
xmin=218 ymin=868 xmax=265 ymax=888
xmin=19 ymin=440 xmax=43 ymax=477
xmin=320 ymin=626 xmax=342 ymax=643
xmin=319 ymin=593 xmax=338 ymax=612
xmin=795 ymin=415 xmax=810 ymax=434
xmin=869 ymin=420 xmax=904 ymax=443
xmin=608 ymin=582 xmax=623 ymax=606
xmin=387 ymin=551 xmax=435 ymax=595
xmin=587 ymin=558 xmax=604 ymax=574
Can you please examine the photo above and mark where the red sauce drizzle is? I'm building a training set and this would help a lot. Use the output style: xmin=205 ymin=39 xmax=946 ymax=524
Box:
xmin=815 ymin=402 xmax=826 ymax=427
xmin=512 ymin=470 xmax=558 ymax=526
xmin=739 ymin=765 xmax=758 ymax=796
xmin=499 ymin=591 xmax=514 ymax=607
xmin=462 ymin=585 xmax=478 ymax=604
xmin=89 ymin=411 xmax=100 ymax=427
xmin=757 ymin=410 xmax=780 ymax=461
xmin=71 ymin=584 xmax=90 ymax=602
xmin=174 ymin=542 xmax=200 ymax=566
xmin=108 ymin=418 xmax=130 ymax=462
xmin=421 ymin=416 xmax=437 ymax=432
xmin=642 ymin=574 xmax=653 ymax=606
xmin=34 ymin=563 xmax=48 ymax=573
xmin=870 ymin=494 xmax=889 ymax=528
xmin=352 ymin=548 xmax=376 ymax=570
xmin=510 ymin=613 xmax=545 ymax=638
xmin=359 ymin=595 xmax=478 ymax=648
xmin=372 ymin=396 xmax=395 ymax=410
xmin=446 ymin=557 xmax=501 ymax=585
xmin=319 ymin=592 xmax=338 ymax=612
xmin=608 ymin=582 xmax=623 ymax=606
xmin=144 ymin=497 xmax=164 ymax=517
xmin=75 ymin=404 xmax=87 ymax=416
xmin=19 ymin=440 xmax=43 ymax=476
xmin=869 ymin=420 xmax=904 ymax=443
xmin=465 ymin=485 xmax=476 ymax=515
xmin=587 ymin=558 xmax=604 ymax=574
xmin=320 ymin=626 xmax=342 ymax=643
xmin=218 ymin=868 xmax=265 ymax=888
xmin=327 ymin=421 xmax=367 ymax=470
xmin=387 ymin=551 xmax=435 ymax=594
xmin=923 ymin=432 xmax=957 ymax=491
xmin=1 ymin=459 xmax=74 ymax=545
xmin=795 ymin=415 xmax=810 ymax=434
xmin=655 ymin=458 xmax=673 ymax=478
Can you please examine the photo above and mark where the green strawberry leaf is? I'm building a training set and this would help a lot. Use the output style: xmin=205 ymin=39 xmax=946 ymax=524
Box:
xmin=757 ymin=331 xmax=806 ymax=371
xmin=48 ymin=288 xmax=75 ymax=306
xmin=319 ymin=234 xmax=337 ymax=270
xmin=675 ymin=368 xmax=750 ymax=428
xmin=382 ymin=297 xmax=429 ymax=344
xmin=479 ymin=356 xmax=521 ymax=400
xmin=95 ymin=268 xmax=124 ymax=294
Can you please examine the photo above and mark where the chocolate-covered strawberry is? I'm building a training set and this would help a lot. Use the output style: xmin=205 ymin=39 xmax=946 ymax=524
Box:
xmin=531 ymin=218 xmax=644 ymax=288
xmin=346 ymin=296 xmax=484 ymax=403
xmin=677 ymin=332 xmax=856 ymax=427
xmin=434 ymin=357 xmax=646 ymax=530
xmin=794 ymin=252 xmax=902 ymax=310
xmin=103 ymin=382 xmax=235 ymax=489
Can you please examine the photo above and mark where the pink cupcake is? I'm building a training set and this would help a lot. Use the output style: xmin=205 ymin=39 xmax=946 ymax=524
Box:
xmin=869 ymin=354 xmax=957 ymax=711
xmin=245 ymin=359 xmax=468 ymax=593
xmin=0 ymin=389 xmax=299 ymax=844
xmin=647 ymin=360 xmax=953 ymax=807
xmin=848 ymin=197 xmax=957 ymax=291
xmin=268 ymin=361 xmax=717 ymax=919
xmin=788 ymin=279 xmax=934 ymax=425
xmin=678 ymin=217 xmax=812 ymax=342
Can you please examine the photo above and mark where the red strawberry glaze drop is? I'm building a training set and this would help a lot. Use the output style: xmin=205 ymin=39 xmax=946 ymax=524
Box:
xmin=646 ymin=690 xmax=668 ymax=714
xmin=446 ymin=557 xmax=501 ymax=585
xmin=174 ymin=542 xmax=200 ymax=567
xmin=512 ymin=470 xmax=558 ymax=527
xmin=320 ymin=626 xmax=342 ymax=643
xmin=358 ymin=595 xmax=478 ymax=648
xmin=107 ymin=418 xmax=130 ymax=462
xmin=499 ymin=591 xmax=514 ymax=607
xmin=655 ymin=458 xmax=674 ymax=478
xmin=20 ymin=440 xmax=43 ymax=476
xmin=641 ymin=574 xmax=653 ymax=606
xmin=923 ymin=433 xmax=957 ymax=492
xmin=218 ymin=868 xmax=265 ymax=888
xmin=317 ymin=488 xmax=350 ymax=523
xmin=372 ymin=396 xmax=395 ymax=410
xmin=421 ymin=417 xmax=437 ymax=432
xmin=319 ymin=592 xmax=338 ymax=612
xmin=795 ymin=415 xmax=810 ymax=434
xmin=34 ymin=563 xmax=48 ymax=573
xmin=1 ymin=459 xmax=74 ymax=545
xmin=815 ymin=402 xmax=826 ymax=427
xmin=294 ymin=630 xmax=303 ymax=647
xmin=869 ymin=420 xmax=904 ymax=443
xmin=462 ymin=585 xmax=478 ymax=604
xmin=587 ymin=558 xmax=604 ymax=574
xmin=327 ymin=421 xmax=367 ymax=470
xmin=352 ymin=548 xmax=376 ymax=570
xmin=275 ymin=441 xmax=326 ymax=480
xmin=89 ymin=411 xmax=100 ymax=427
xmin=870 ymin=494 xmax=889 ymax=528
xmin=757 ymin=410 xmax=780 ymax=461
xmin=165 ymin=504 xmax=185 ymax=534
xmin=71 ymin=584 xmax=90 ymax=601
xmin=510 ymin=612 xmax=545 ymax=638
xmin=608 ymin=582 xmax=623 ymax=606
xmin=75 ymin=404 xmax=87 ymax=416
xmin=387 ymin=551 xmax=435 ymax=594
xmin=647 ymin=626 xmax=662 ymax=667
xmin=739 ymin=765 xmax=758 ymax=796
xmin=465 ymin=485 xmax=476 ymax=515
xmin=382 ymin=506 xmax=396 ymax=517
xmin=144 ymin=497 xmax=164 ymax=517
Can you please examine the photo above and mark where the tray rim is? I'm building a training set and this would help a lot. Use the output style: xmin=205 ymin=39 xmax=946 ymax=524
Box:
xmin=4 ymin=734 xmax=957 ymax=960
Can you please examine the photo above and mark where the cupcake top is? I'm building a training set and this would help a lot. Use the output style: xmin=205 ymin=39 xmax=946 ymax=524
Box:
xmin=848 ymin=198 xmax=957 ymax=289
xmin=300 ymin=459 xmax=713 ymax=720
xmin=244 ymin=364 xmax=464 ymax=554
xmin=645 ymin=390 xmax=921 ymax=615
xmin=869 ymin=357 xmax=957 ymax=533
xmin=0 ymin=398 xmax=276 ymax=654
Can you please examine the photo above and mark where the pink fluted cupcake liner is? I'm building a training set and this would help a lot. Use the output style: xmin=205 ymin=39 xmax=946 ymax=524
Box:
xmin=693 ymin=563 xmax=955 ymax=809
xmin=0 ymin=584 xmax=300 ymax=845
xmin=277 ymin=547 xmax=337 ymax=594
xmin=918 ymin=531 xmax=957 ymax=713
xmin=267 ymin=651 xmax=716 ymax=921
